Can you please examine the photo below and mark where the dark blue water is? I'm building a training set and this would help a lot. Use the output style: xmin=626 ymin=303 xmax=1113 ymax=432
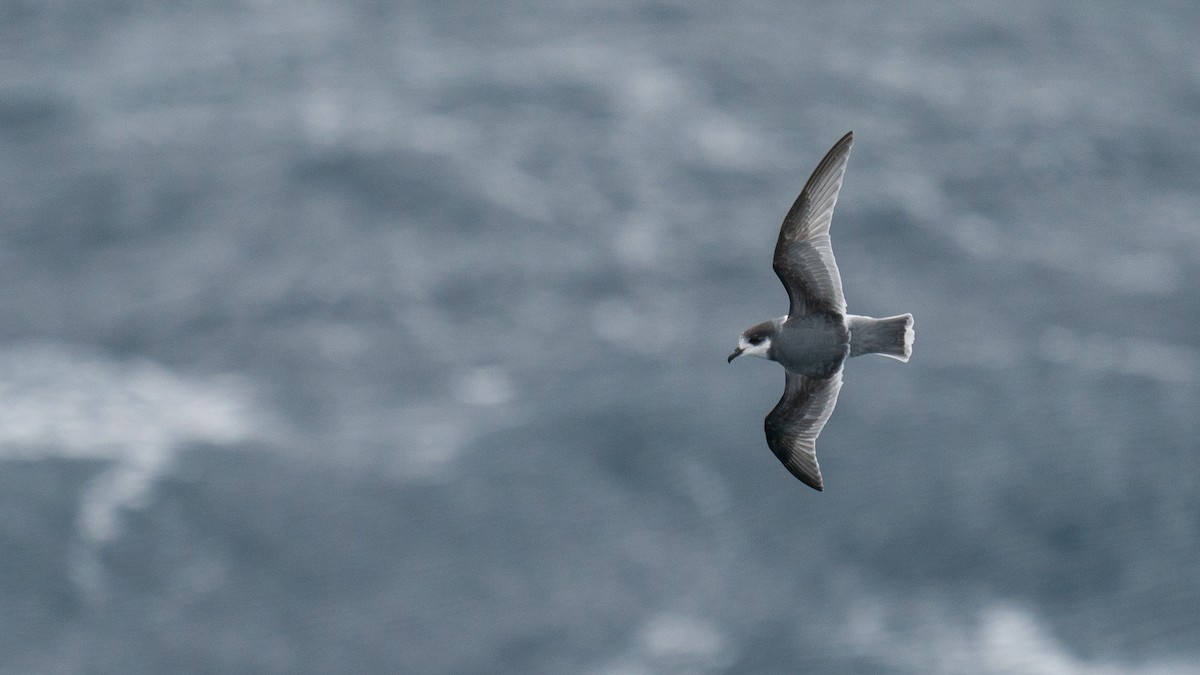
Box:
xmin=3 ymin=1 xmax=1200 ymax=672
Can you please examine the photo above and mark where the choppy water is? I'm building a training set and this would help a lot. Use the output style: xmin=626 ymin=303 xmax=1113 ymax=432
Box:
xmin=3 ymin=1 xmax=1200 ymax=672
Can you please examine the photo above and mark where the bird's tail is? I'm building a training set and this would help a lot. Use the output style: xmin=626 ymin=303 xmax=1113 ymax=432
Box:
xmin=847 ymin=314 xmax=914 ymax=362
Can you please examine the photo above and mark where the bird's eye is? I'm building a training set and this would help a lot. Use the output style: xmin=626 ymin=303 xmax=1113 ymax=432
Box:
xmin=748 ymin=336 xmax=764 ymax=345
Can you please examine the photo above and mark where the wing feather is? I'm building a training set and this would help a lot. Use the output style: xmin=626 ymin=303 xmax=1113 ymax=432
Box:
xmin=773 ymin=132 xmax=853 ymax=317
xmin=764 ymin=370 xmax=844 ymax=491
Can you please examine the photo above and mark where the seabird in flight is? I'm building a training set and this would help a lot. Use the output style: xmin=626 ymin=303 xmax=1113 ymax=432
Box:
xmin=728 ymin=131 xmax=913 ymax=491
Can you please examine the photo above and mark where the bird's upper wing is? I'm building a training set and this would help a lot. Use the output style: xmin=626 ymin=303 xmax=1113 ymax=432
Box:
xmin=764 ymin=369 xmax=844 ymax=491
xmin=773 ymin=131 xmax=853 ymax=317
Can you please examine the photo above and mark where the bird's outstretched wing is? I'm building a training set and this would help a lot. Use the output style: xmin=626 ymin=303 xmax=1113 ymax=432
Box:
xmin=773 ymin=131 xmax=853 ymax=317
xmin=764 ymin=370 xmax=844 ymax=491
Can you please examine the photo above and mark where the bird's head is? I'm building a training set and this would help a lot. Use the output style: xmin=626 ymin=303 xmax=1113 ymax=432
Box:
xmin=728 ymin=318 xmax=782 ymax=363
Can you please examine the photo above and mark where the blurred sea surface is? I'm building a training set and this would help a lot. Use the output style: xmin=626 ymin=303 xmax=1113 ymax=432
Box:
xmin=2 ymin=1 xmax=1200 ymax=672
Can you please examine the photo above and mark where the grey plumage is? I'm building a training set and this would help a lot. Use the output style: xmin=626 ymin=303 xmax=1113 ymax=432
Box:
xmin=728 ymin=132 xmax=914 ymax=491
xmin=773 ymin=132 xmax=852 ymax=318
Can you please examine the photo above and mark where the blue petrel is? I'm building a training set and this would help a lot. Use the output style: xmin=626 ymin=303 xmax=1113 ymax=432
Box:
xmin=728 ymin=132 xmax=913 ymax=491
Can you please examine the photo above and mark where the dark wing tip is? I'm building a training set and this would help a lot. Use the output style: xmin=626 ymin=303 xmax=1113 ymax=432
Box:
xmin=826 ymin=131 xmax=854 ymax=167
xmin=822 ymin=131 xmax=854 ymax=162
xmin=789 ymin=462 xmax=825 ymax=492
xmin=765 ymin=431 xmax=827 ymax=491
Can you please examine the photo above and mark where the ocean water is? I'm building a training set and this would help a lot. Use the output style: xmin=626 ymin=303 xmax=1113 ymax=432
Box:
xmin=3 ymin=1 xmax=1200 ymax=672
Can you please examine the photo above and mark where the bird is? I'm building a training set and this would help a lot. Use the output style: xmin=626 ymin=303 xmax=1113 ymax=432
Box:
xmin=727 ymin=131 xmax=913 ymax=491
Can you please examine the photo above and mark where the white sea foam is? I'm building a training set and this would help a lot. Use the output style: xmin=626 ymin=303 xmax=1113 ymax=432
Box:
xmin=0 ymin=343 xmax=261 ymax=596
xmin=1039 ymin=326 xmax=1199 ymax=385
xmin=841 ymin=598 xmax=1195 ymax=674
xmin=451 ymin=366 xmax=515 ymax=407
xmin=588 ymin=612 xmax=731 ymax=675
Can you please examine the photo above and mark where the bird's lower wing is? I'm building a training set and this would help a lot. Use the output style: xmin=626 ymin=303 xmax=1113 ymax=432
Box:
xmin=764 ymin=370 xmax=844 ymax=491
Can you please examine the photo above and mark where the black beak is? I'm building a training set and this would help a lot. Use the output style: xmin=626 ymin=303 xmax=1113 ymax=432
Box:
xmin=727 ymin=348 xmax=743 ymax=363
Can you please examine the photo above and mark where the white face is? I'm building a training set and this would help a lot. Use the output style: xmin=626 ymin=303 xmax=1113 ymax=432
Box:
xmin=737 ymin=334 xmax=773 ymax=359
